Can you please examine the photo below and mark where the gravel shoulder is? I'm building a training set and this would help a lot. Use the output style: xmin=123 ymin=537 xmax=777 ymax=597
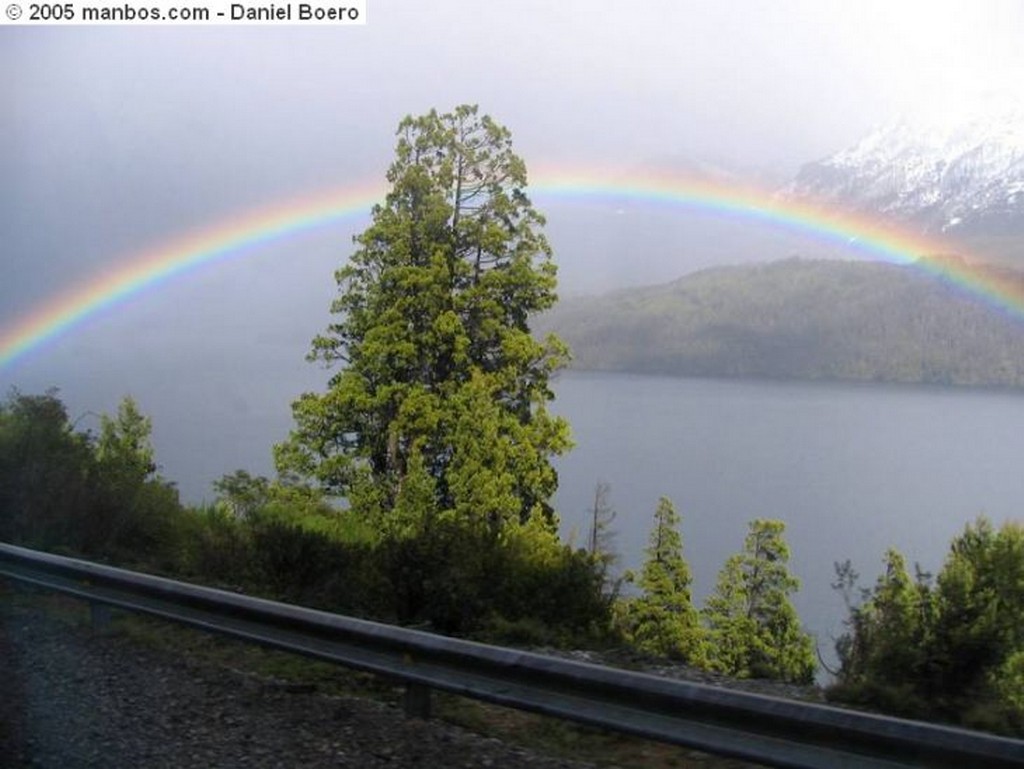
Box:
xmin=1 ymin=592 xmax=596 ymax=769
xmin=1 ymin=589 xmax=785 ymax=769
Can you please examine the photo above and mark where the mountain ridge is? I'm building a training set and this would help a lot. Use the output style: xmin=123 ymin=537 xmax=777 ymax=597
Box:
xmin=782 ymin=105 xmax=1024 ymax=237
xmin=540 ymin=258 xmax=1024 ymax=389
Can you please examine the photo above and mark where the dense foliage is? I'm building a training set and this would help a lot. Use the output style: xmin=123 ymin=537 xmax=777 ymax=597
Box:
xmin=275 ymin=104 xmax=570 ymax=532
xmin=831 ymin=518 xmax=1024 ymax=733
xmin=4 ymin=387 xmax=1023 ymax=735
xmin=540 ymin=257 xmax=1024 ymax=388
xmin=0 ymin=389 xmax=610 ymax=644
xmin=0 ymin=389 xmax=181 ymax=566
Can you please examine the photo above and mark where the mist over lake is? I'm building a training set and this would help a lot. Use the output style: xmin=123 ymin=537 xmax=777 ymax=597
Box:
xmin=550 ymin=371 xmax=1024 ymax=667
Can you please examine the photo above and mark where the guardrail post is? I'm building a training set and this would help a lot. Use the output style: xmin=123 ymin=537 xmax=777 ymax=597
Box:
xmin=403 ymin=683 xmax=432 ymax=719
xmin=90 ymin=601 xmax=111 ymax=633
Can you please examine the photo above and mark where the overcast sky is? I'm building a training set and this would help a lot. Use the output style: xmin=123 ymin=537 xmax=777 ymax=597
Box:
xmin=3 ymin=0 xmax=1024 ymax=501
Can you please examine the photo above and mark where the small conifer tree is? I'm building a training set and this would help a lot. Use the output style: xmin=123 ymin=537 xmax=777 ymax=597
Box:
xmin=621 ymin=497 xmax=706 ymax=663
xmin=703 ymin=519 xmax=815 ymax=683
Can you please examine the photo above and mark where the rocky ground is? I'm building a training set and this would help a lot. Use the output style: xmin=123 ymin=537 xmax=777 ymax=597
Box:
xmin=534 ymin=648 xmax=823 ymax=704
xmin=1 ymin=596 xmax=598 ymax=768
xmin=1 ymin=591 xmax=795 ymax=768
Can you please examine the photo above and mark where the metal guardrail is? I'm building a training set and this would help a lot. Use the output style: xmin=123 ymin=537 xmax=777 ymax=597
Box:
xmin=1 ymin=542 xmax=1022 ymax=769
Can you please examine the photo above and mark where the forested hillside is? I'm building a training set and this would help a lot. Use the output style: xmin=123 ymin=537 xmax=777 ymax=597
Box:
xmin=541 ymin=258 xmax=1024 ymax=387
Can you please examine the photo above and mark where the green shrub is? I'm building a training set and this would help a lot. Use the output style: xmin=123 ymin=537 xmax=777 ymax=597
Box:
xmin=831 ymin=518 xmax=1024 ymax=734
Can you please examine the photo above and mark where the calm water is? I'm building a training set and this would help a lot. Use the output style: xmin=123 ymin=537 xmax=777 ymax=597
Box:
xmin=551 ymin=371 xmax=1024 ymax=669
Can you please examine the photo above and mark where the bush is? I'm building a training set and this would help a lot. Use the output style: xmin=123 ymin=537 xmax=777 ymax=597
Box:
xmin=0 ymin=389 xmax=97 ymax=550
xmin=175 ymin=505 xmax=256 ymax=586
xmin=830 ymin=518 xmax=1024 ymax=734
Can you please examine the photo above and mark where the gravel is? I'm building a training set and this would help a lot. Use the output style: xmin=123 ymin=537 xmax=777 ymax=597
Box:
xmin=2 ymin=592 xmax=790 ymax=769
xmin=1 ymin=596 xmax=595 ymax=769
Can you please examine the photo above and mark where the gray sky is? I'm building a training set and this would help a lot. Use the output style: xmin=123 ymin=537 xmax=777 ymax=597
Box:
xmin=3 ymin=0 xmax=1023 ymax=500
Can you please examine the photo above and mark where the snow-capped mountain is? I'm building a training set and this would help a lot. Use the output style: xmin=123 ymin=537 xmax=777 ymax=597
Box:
xmin=784 ymin=103 xmax=1024 ymax=235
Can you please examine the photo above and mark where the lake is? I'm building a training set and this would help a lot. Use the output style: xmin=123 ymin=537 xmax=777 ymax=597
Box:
xmin=550 ymin=370 xmax=1024 ymax=671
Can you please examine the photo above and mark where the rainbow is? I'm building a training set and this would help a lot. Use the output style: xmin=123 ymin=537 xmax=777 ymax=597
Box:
xmin=0 ymin=181 xmax=383 ymax=369
xmin=2 ymin=167 xmax=1022 ymax=370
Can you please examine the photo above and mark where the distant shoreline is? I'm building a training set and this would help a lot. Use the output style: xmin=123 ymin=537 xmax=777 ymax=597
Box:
xmin=553 ymin=365 xmax=1024 ymax=397
xmin=540 ymin=258 xmax=1024 ymax=391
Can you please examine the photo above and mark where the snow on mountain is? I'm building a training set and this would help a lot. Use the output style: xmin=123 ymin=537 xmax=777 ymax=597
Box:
xmin=784 ymin=102 xmax=1024 ymax=235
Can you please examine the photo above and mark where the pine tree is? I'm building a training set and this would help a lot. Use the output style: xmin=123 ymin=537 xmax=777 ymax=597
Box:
xmin=703 ymin=519 xmax=815 ymax=683
xmin=275 ymin=105 xmax=571 ymax=533
xmin=622 ymin=497 xmax=705 ymax=662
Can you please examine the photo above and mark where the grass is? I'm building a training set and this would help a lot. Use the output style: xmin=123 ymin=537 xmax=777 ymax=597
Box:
xmin=3 ymin=586 xmax=765 ymax=769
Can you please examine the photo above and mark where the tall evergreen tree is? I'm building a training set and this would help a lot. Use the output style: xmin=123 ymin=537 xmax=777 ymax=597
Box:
xmin=275 ymin=105 xmax=570 ymax=533
xmin=622 ymin=496 xmax=705 ymax=662
xmin=703 ymin=519 xmax=815 ymax=683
